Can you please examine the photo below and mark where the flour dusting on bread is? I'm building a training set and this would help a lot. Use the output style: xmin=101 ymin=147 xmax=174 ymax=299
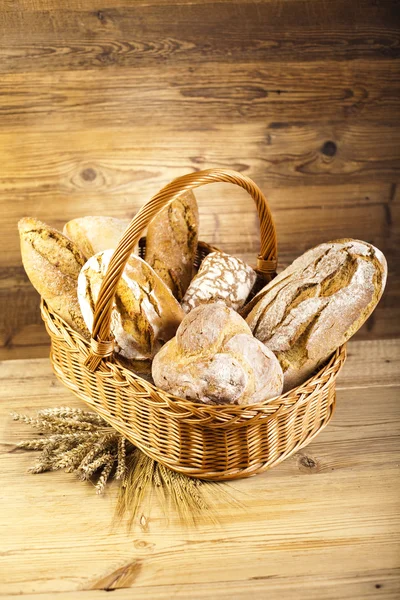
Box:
xmin=181 ymin=251 xmax=256 ymax=313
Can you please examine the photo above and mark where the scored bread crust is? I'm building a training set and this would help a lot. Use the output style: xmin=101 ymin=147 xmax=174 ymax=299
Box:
xmin=18 ymin=217 xmax=89 ymax=338
xmin=244 ymin=239 xmax=387 ymax=391
xmin=145 ymin=190 xmax=199 ymax=301
xmin=78 ymin=250 xmax=185 ymax=360
xmin=152 ymin=303 xmax=283 ymax=405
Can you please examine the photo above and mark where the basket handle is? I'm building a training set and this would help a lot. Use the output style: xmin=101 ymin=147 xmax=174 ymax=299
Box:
xmin=84 ymin=168 xmax=278 ymax=371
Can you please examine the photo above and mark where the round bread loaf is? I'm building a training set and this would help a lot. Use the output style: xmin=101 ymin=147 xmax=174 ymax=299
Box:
xmin=152 ymin=303 xmax=284 ymax=405
xmin=244 ymin=239 xmax=387 ymax=392
xmin=18 ymin=217 xmax=89 ymax=338
xmin=145 ymin=190 xmax=199 ymax=301
xmin=181 ymin=251 xmax=256 ymax=313
xmin=63 ymin=216 xmax=130 ymax=259
xmin=78 ymin=250 xmax=185 ymax=360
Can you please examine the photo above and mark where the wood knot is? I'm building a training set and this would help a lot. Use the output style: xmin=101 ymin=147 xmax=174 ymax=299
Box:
xmin=81 ymin=168 xmax=97 ymax=182
xmin=140 ymin=513 xmax=149 ymax=532
xmin=134 ymin=539 xmax=154 ymax=550
xmin=298 ymin=454 xmax=319 ymax=473
xmin=91 ymin=560 xmax=141 ymax=591
xmin=321 ymin=140 xmax=337 ymax=157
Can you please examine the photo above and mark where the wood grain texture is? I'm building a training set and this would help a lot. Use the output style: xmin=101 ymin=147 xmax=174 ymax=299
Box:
xmin=1 ymin=0 xmax=399 ymax=74
xmin=1 ymin=62 xmax=400 ymax=128
xmin=1 ymin=339 xmax=400 ymax=597
xmin=3 ymin=575 xmax=400 ymax=600
xmin=2 ymin=576 xmax=400 ymax=600
xmin=0 ymin=0 xmax=399 ymax=359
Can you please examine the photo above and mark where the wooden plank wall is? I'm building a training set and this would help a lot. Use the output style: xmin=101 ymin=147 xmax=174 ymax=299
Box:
xmin=1 ymin=0 xmax=399 ymax=360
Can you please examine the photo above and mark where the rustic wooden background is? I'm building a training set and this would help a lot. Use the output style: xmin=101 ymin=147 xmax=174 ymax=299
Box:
xmin=1 ymin=0 xmax=399 ymax=360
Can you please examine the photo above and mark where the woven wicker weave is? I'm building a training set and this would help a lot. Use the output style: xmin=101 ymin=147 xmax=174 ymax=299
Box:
xmin=41 ymin=169 xmax=346 ymax=480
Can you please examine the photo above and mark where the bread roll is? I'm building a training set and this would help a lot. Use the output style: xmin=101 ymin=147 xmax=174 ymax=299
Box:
xmin=244 ymin=239 xmax=387 ymax=391
xmin=152 ymin=303 xmax=283 ymax=405
xmin=78 ymin=250 xmax=184 ymax=360
xmin=145 ymin=191 xmax=199 ymax=301
xmin=181 ymin=251 xmax=256 ymax=313
xmin=18 ymin=217 xmax=89 ymax=337
xmin=63 ymin=216 xmax=130 ymax=259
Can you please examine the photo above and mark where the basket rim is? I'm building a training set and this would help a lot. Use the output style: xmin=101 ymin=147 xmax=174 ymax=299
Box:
xmin=41 ymin=298 xmax=347 ymax=426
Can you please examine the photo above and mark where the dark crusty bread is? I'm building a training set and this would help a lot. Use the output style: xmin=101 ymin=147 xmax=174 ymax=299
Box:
xmin=181 ymin=251 xmax=256 ymax=313
xmin=18 ymin=217 xmax=89 ymax=338
xmin=152 ymin=303 xmax=283 ymax=405
xmin=145 ymin=190 xmax=199 ymax=301
xmin=244 ymin=239 xmax=387 ymax=391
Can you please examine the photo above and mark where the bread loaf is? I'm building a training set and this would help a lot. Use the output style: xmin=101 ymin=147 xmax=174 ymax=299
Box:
xmin=78 ymin=250 xmax=185 ymax=360
xmin=244 ymin=239 xmax=387 ymax=391
xmin=181 ymin=251 xmax=256 ymax=313
xmin=145 ymin=191 xmax=199 ymax=301
xmin=63 ymin=216 xmax=130 ymax=259
xmin=18 ymin=217 xmax=89 ymax=337
xmin=152 ymin=303 xmax=283 ymax=405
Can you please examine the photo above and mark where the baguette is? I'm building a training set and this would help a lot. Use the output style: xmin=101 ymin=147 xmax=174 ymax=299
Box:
xmin=145 ymin=191 xmax=199 ymax=301
xmin=18 ymin=217 xmax=89 ymax=337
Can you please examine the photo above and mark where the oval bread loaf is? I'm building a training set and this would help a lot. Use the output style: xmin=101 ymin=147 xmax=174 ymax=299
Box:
xmin=78 ymin=250 xmax=185 ymax=360
xmin=18 ymin=217 xmax=89 ymax=338
xmin=244 ymin=239 xmax=387 ymax=391
xmin=145 ymin=191 xmax=199 ymax=301
xmin=63 ymin=216 xmax=130 ymax=259
xmin=181 ymin=251 xmax=256 ymax=313
xmin=152 ymin=303 xmax=283 ymax=405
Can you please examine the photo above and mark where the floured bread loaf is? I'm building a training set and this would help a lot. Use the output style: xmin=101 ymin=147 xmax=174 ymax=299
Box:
xmin=78 ymin=250 xmax=185 ymax=360
xmin=181 ymin=251 xmax=256 ymax=313
xmin=63 ymin=216 xmax=130 ymax=259
xmin=244 ymin=239 xmax=387 ymax=391
xmin=18 ymin=217 xmax=89 ymax=338
xmin=145 ymin=191 xmax=199 ymax=301
xmin=152 ymin=303 xmax=283 ymax=405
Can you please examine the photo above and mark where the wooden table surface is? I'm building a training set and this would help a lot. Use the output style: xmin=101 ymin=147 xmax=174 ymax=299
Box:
xmin=1 ymin=338 xmax=399 ymax=599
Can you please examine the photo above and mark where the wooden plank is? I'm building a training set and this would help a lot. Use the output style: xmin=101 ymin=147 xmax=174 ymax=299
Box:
xmin=1 ymin=61 xmax=399 ymax=127
xmin=1 ymin=125 xmax=398 ymax=193
xmin=2 ymin=180 xmax=394 ymax=258
xmin=2 ymin=124 xmax=396 ymax=262
xmin=2 ymin=572 xmax=400 ymax=600
xmin=3 ymin=198 xmax=396 ymax=275
xmin=2 ymin=189 xmax=394 ymax=266
xmin=0 ymin=124 xmax=399 ymax=217
xmin=0 ymin=1 xmax=399 ymax=73
xmin=337 ymin=338 xmax=400 ymax=390
xmin=1 ymin=0 xmax=364 ymax=9
xmin=1 ymin=345 xmax=399 ymax=595
xmin=0 ymin=322 xmax=50 ymax=361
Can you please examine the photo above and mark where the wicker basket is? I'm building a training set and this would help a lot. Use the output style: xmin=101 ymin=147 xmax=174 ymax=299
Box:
xmin=41 ymin=169 xmax=346 ymax=481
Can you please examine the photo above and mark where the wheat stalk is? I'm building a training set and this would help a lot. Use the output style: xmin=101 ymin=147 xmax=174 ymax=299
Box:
xmin=11 ymin=410 xmax=124 ymax=491
xmin=12 ymin=407 xmax=242 ymax=528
